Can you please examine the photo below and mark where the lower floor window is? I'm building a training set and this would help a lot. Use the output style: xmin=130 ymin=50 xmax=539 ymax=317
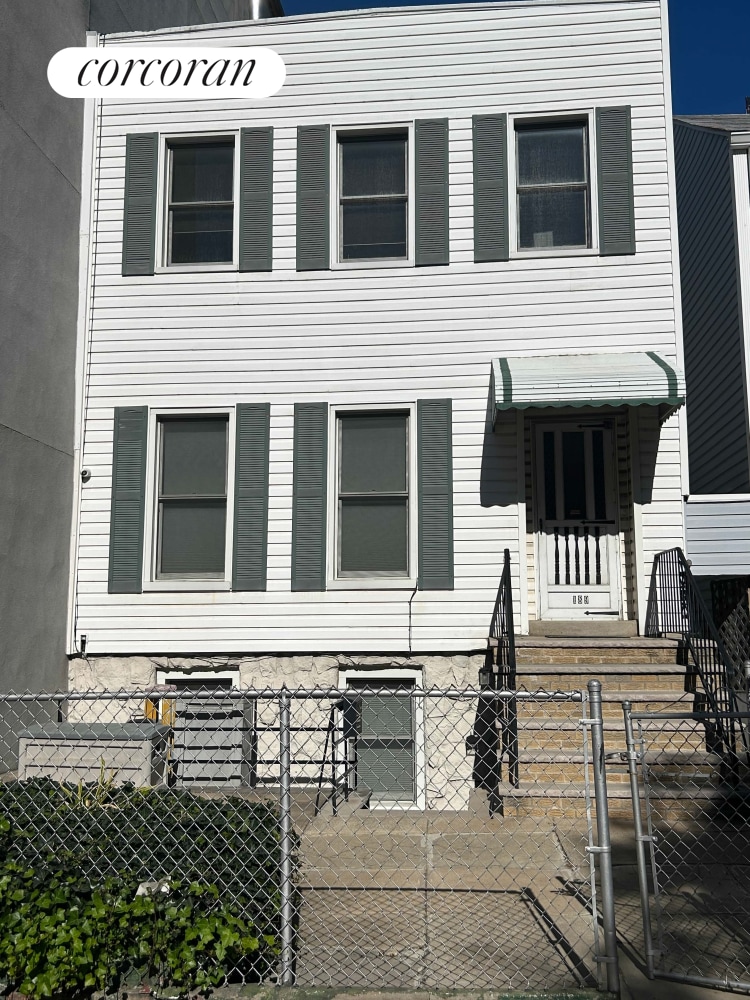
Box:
xmin=156 ymin=416 xmax=228 ymax=579
xmin=336 ymin=411 xmax=410 ymax=577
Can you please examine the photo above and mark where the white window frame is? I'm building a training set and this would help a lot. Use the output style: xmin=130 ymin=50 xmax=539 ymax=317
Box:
xmin=155 ymin=131 xmax=240 ymax=273
xmin=329 ymin=123 xmax=416 ymax=269
xmin=143 ymin=407 xmax=236 ymax=592
xmin=338 ymin=666 xmax=426 ymax=811
xmin=508 ymin=109 xmax=599 ymax=259
xmin=326 ymin=402 xmax=418 ymax=590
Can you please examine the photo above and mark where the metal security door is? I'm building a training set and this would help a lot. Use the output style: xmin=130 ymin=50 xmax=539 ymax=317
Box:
xmin=536 ymin=423 xmax=621 ymax=620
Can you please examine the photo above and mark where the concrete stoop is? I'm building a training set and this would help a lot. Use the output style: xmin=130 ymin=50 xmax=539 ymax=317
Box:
xmin=483 ymin=636 xmax=719 ymax=821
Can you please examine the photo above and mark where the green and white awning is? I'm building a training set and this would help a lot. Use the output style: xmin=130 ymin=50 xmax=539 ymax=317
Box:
xmin=491 ymin=351 xmax=685 ymax=425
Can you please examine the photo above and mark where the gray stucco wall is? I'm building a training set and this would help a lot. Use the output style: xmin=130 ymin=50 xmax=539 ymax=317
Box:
xmin=0 ymin=0 xmax=90 ymax=691
xmin=674 ymin=120 xmax=750 ymax=493
xmin=89 ymin=0 xmax=282 ymax=33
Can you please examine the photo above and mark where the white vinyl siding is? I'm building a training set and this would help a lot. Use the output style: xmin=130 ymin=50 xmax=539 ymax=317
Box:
xmin=73 ymin=0 xmax=684 ymax=653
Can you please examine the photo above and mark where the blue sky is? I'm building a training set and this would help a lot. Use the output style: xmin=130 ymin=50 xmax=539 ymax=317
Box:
xmin=280 ymin=0 xmax=750 ymax=115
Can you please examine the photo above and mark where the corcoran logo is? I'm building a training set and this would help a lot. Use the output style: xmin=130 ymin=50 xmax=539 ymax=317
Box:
xmin=47 ymin=47 xmax=285 ymax=99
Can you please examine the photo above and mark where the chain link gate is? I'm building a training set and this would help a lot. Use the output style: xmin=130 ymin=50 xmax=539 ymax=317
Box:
xmin=0 ymin=684 xmax=618 ymax=995
xmin=623 ymin=704 xmax=750 ymax=993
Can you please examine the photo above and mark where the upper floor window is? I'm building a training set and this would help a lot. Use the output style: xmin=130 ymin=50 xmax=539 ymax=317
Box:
xmin=515 ymin=121 xmax=590 ymax=251
xmin=167 ymin=140 xmax=235 ymax=265
xmin=338 ymin=132 xmax=408 ymax=262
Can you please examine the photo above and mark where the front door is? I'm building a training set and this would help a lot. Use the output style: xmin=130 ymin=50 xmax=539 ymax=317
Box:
xmin=535 ymin=422 xmax=621 ymax=620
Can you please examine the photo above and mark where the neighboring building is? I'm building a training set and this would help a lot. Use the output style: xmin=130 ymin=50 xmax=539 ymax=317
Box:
xmin=675 ymin=114 xmax=750 ymax=592
xmin=67 ymin=0 xmax=687 ymax=793
xmin=0 ymin=0 xmax=89 ymax=693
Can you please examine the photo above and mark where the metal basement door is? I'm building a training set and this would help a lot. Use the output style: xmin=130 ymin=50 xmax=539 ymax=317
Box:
xmin=350 ymin=679 xmax=416 ymax=805
xmin=535 ymin=422 xmax=621 ymax=620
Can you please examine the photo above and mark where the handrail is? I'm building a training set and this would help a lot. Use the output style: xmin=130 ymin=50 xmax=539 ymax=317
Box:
xmin=313 ymin=697 xmax=358 ymax=817
xmin=645 ymin=546 xmax=740 ymax=776
xmin=473 ymin=549 xmax=519 ymax=802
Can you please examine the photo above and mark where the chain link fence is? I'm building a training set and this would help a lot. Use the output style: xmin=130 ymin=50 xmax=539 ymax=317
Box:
xmin=624 ymin=705 xmax=750 ymax=993
xmin=0 ymin=684 xmax=617 ymax=995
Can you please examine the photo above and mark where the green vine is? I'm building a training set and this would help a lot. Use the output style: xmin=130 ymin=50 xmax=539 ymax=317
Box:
xmin=0 ymin=781 xmax=290 ymax=998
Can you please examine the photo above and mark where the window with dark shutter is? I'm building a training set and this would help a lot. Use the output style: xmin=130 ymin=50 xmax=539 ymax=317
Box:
xmin=473 ymin=113 xmax=509 ymax=262
xmin=417 ymin=398 xmax=454 ymax=591
xmin=108 ymin=407 xmax=148 ymax=593
xmin=296 ymin=125 xmax=330 ymax=271
xmin=233 ymin=403 xmax=270 ymax=591
xmin=291 ymin=402 xmax=328 ymax=591
xmin=240 ymin=127 xmax=273 ymax=272
xmin=415 ymin=119 xmax=449 ymax=266
xmin=122 ymin=134 xmax=158 ymax=276
xmin=596 ymin=106 xmax=636 ymax=255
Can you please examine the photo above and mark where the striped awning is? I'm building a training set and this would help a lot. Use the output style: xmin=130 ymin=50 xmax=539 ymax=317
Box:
xmin=491 ymin=351 xmax=685 ymax=425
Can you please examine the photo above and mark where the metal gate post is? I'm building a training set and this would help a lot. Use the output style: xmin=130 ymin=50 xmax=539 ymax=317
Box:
xmin=588 ymin=679 xmax=620 ymax=996
xmin=279 ymin=687 xmax=295 ymax=986
xmin=623 ymin=701 xmax=656 ymax=979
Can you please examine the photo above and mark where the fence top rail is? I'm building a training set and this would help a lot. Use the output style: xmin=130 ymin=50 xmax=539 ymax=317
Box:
xmin=0 ymin=686 xmax=586 ymax=703
xmin=628 ymin=709 xmax=750 ymax=722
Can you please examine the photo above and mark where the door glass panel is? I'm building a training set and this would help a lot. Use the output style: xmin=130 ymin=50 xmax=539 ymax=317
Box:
xmin=543 ymin=431 xmax=557 ymax=520
xmin=592 ymin=429 xmax=607 ymax=520
xmin=562 ymin=431 xmax=586 ymax=519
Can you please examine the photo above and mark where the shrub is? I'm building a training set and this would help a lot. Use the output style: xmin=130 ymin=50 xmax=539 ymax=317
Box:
xmin=0 ymin=780 xmax=290 ymax=998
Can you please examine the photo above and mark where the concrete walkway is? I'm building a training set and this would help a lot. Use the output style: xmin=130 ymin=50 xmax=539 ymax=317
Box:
xmin=295 ymin=811 xmax=598 ymax=992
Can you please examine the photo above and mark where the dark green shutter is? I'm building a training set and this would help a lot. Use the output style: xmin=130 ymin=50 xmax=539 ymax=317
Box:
xmin=122 ymin=133 xmax=157 ymax=276
xmin=291 ymin=403 xmax=328 ymax=591
xmin=415 ymin=119 xmax=450 ymax=266
xmin=239 ymin=127 xmax=273 ymax=272
xmin=417 ymin=398 xmax=454 ymax=591
xmin=472 ymin=113 xmax=509 ymax=262
xmin=232 ymin=403 xmax=270 ymax=591
xmin=108 ymin=407 xmax=148 ymax=593
xmin=596 ymin=106 xmax=636 ymax=255
xmin=296 ymin=125 xmax=330 ymax=271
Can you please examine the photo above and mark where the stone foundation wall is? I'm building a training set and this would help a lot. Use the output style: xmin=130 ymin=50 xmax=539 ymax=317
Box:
xmin=67 ymin=653 xmax=486 ymax=810
xmin=68 ymin=652 xmax=486 ymax=692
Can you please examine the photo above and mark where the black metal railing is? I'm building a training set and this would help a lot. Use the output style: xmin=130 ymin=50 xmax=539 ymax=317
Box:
xmin=646 ymin=547 xmax=741 ymax=775
xmin=472 ymin=549 xmax=519 ymax=803
xmin=313 ymin=695 xmax=359 ymax=816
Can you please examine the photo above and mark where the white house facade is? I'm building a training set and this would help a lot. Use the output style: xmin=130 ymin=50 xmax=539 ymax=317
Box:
xmin=69 ymin=0 xmax=687 ymax=707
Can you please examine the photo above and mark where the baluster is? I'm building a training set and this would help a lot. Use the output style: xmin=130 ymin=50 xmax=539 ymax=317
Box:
xmin=584 ymin=527 xmax=590 ymax=585
xmin=595 ymin=526 xmax=602 ymax=585
xmin=574 ymin=527 xmax=580 ymax=585
xmin=554 ymin=528 xmax=560 ymax=586
xmin=565 ymin=527 xmax=571 ymax=586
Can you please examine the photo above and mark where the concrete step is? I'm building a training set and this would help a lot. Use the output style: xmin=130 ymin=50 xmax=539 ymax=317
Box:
xmin=527 ymin=619 xmax=638 ymax=638
xmin=514 ymin=637 xmax=681 ymax=665
xmin=310 ymin=787 xmax=371 ymax=823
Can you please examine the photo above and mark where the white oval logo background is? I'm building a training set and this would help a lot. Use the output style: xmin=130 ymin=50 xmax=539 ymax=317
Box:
xmin=48 ymin=47 xmax=285 ymax=99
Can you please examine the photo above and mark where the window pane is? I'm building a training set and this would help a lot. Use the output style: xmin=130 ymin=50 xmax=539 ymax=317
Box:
xmin=562 ymin=432 xmax=586 ymax=520
xmin=341 ymin=136 xmax=406 ymax=197
xmin=171 ymin=142 xmax=234 ymax=203
xmin=340 ymin=413 xmax=407 ymax=493
xmin=158 ymin=500 xmax=226 ymax=576
xmin=171 ymin=207 xmax=233 ymax=263
xmin=517 ymin=125 xmax=586 ymax=186
xmin=340 ymin=498 xmax=408 ymax=574
xmin=518 ymin=188 xmax=588 ymax=249
xmin=342 ymin=200 xmax=407 ymax=260
xmin=161 ymin=418 xmax=227 ymax=496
